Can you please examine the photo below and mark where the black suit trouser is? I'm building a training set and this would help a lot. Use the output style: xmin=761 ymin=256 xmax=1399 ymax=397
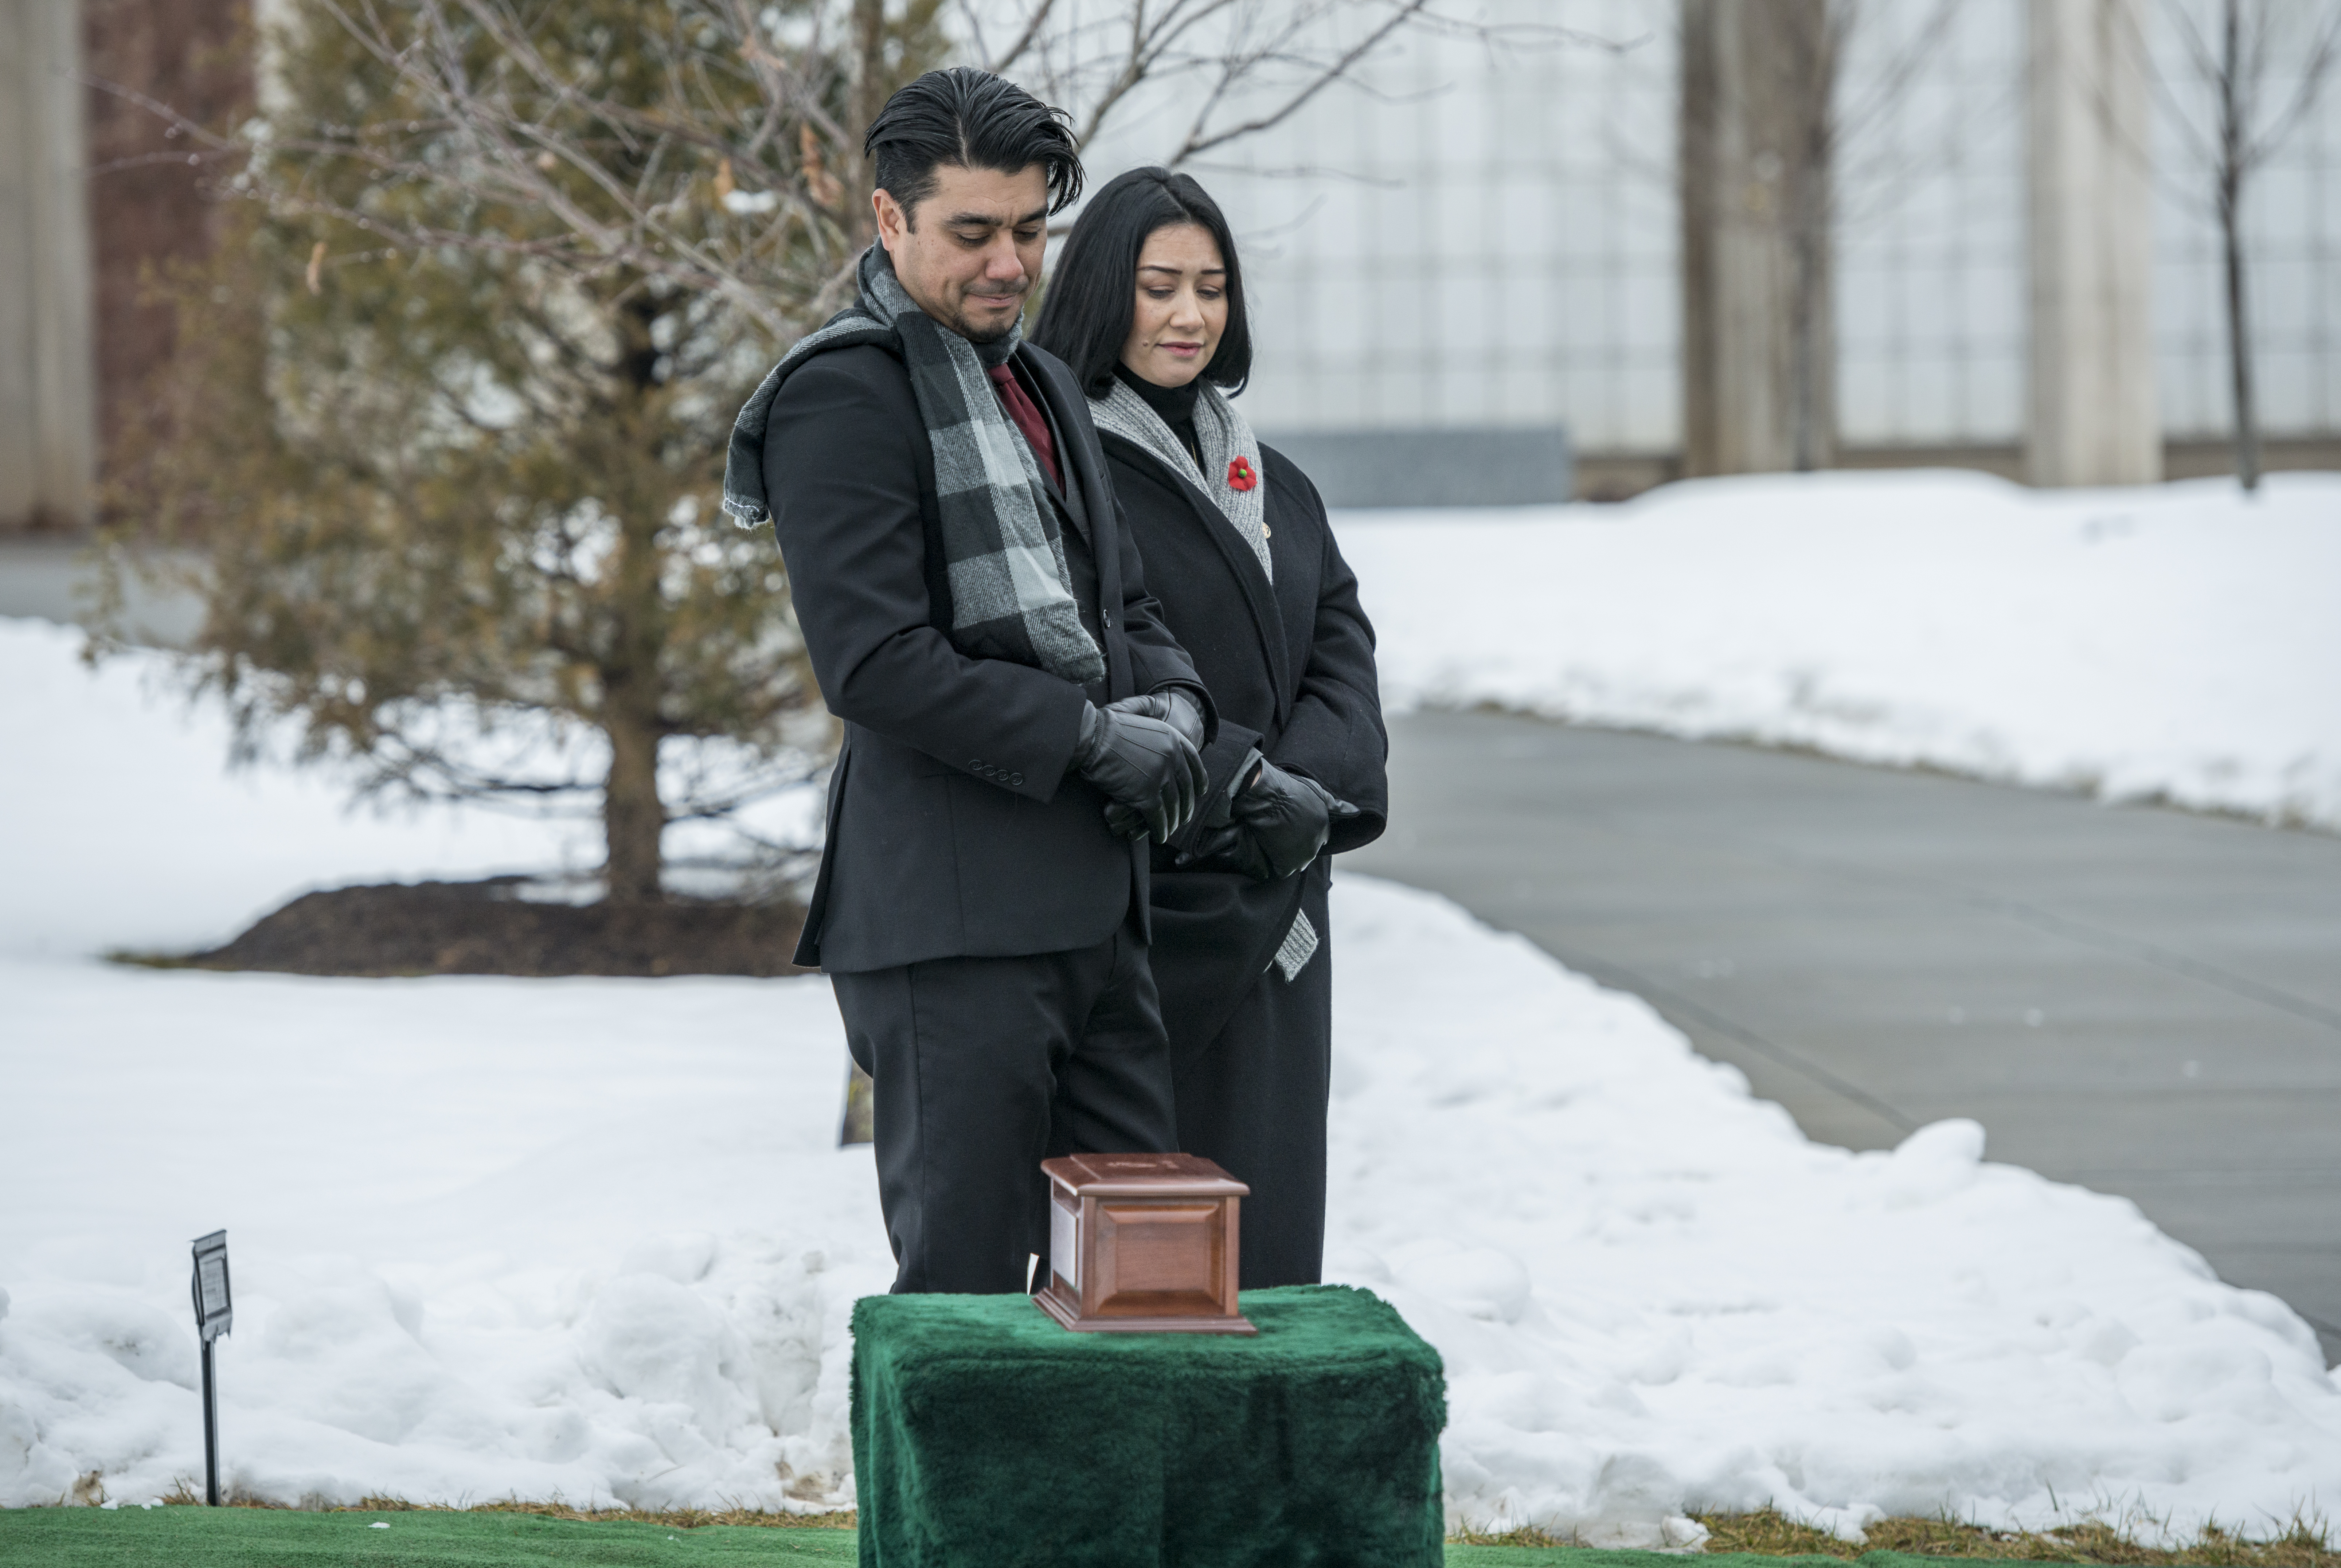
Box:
xmin=830 ymin=915 xmax=1179 ymax=1294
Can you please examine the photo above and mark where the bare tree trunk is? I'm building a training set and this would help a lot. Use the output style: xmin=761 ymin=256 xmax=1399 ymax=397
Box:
xmin=602 ymin=698 xmax=665 ymax=904
xmin=2217 ymin=0 xmax=2263 ymax=492
xmin=847 ymin=0 xmax=888 ymax=247
xmin=1678 ymin=1 xmax=1727 ymax=475
xmin=601 ymin=501 xmax=667 ymax=903
xmin=1784 ymin=6 xmax=1837 ymax=474
xmin=839 ymin=1060 xmax=875 ymax=1145
xmin=1680 ymin=0 xmax=1836 ymax=476
xmin=2221 ymin=180 xmax=2260 ymax=492
xmin=601 ymin=300 xmax=669 ymax=905
xmin=1786 ymin=202 xmax=1829 ymax=472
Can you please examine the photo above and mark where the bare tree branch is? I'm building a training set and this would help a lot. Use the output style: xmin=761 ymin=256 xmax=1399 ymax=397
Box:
xmin=982 ymin=0 xmax=1059 ymax=75
xmin=1175 ymin=0 xmax=1428 ymax=163
xmin=2153 ymin=0 xmax=2341 ymax=490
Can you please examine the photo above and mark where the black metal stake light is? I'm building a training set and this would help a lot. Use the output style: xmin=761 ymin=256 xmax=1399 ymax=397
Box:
xmin=189 ymin=1230 xmax=232 ymax=1506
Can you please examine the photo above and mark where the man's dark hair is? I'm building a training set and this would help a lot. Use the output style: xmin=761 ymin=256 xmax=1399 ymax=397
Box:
xmin=864 ymin=67 xmax=1083 ymax=223
xmin=1031 ymin=167 xmax=1252 ymax=398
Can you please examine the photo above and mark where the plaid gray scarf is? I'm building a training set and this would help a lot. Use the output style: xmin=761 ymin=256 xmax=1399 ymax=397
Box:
xmin=1089 ymin=378 xmax=1271 ymax=581
xmin=721 ymin=246 xmax=1106 ymax=687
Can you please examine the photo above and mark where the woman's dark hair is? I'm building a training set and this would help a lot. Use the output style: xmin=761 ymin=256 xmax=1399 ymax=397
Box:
xmin=864 ymin=68 xmax=1083 ymax=221
xmin=1032 ymin=167 xmax=1252 ymax=397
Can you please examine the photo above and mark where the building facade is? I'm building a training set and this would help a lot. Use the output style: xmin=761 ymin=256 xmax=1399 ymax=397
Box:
xmin=1082 ymin=0 xmax=2341 ymax=499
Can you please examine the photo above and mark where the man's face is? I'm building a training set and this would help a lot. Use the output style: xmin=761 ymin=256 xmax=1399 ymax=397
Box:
xmin=874 ymin=163 xmax=1050 ymax=343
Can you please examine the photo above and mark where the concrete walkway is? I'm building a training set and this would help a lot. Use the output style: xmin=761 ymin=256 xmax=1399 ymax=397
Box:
xmin=1347 ymin=709 xmax=2341 ymax=1366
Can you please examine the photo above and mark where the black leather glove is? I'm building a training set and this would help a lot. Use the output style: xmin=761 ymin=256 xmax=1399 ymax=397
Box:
xmin=1184 ymin=759 xmax=1360 ymax=880
xmin=1074 ymin=699 xmax=1207 ymax=842
xmin=1133 ymin=687 xmax=1206 ymax=749
xmin=1100 ymin=690 xmax=1206 ymax=839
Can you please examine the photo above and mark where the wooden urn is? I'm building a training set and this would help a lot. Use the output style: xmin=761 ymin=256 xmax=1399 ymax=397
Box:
xmin=1036 ymin=1153 xmax=1256 ymax=1334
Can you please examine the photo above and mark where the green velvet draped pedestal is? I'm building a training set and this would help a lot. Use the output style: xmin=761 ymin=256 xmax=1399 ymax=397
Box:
xmin=849 ymin=1284 xmax=1447 ymax=1567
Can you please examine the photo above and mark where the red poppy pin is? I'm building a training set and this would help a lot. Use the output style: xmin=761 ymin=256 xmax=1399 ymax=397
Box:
xmin=1226 ymin=455 xmax=1258 ymax=492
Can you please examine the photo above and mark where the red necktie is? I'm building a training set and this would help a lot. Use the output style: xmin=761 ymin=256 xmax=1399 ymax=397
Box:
xmin=988 ymin=363 xmax=1063 ymax=492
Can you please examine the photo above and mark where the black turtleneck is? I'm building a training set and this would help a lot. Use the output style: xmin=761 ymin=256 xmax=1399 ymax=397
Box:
xmin=1112 ymin=363 xmax=1204 ymax=473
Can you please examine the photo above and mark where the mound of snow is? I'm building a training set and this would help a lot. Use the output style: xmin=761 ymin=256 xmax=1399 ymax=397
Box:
xmin=0 ymin=958 xmax=888 ymax=1514
xmin=1321 ymin=880 xmax=2341 ymax=1542
xmin=4 ymin=884 xmax=2338 ymax=1536
xmin=1341 ymin=471 xmax=2341 ymax=832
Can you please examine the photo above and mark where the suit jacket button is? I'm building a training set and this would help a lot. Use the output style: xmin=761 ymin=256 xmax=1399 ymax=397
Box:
xmin=1011 ymin=773 xmax=1024 ymax=787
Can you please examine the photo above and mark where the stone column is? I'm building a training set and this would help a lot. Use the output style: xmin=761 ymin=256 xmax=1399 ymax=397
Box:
xmin=0 ymin=0 xmax=96 ymax=530
xmin=1680 ymin=0 xmax=1836 ymax=477
xmin=2027 ymin=0 xmax=2159 ymax=486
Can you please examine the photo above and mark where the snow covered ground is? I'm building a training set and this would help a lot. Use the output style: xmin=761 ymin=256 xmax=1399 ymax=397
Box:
xmin=1338 ymin=470 xmax=2341 ymax=833
xmin=5 ymin=597 xmax=2341 ymax=1541
xmin=0 ymin=619 xmax=585 ymax=964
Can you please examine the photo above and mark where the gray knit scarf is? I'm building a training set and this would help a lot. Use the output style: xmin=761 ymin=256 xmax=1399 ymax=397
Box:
xmin=720 ymin=246 xmax=1106 ymax=688
xmin=1089 ymin=378 xmax=1271 ymax=581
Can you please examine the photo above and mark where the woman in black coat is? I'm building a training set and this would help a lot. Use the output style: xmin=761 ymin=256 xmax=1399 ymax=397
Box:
xmin=1033 ymin=168 xmax=1387 ymax=1288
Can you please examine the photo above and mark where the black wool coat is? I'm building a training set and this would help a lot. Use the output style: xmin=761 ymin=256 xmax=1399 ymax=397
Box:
xmin=763 ymin=341 xmax=1208 ymax=974
xmin=1097 ymin=430 xmax=1388 ymax=1051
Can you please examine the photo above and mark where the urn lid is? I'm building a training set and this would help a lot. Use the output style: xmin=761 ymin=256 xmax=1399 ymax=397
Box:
xmin=1042 ymin=1152 xmax=1250 ymax=1199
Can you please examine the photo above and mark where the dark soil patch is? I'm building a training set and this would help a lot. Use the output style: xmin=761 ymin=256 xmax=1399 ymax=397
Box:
xmin=127 ymin=877 xmax=811 ymax=977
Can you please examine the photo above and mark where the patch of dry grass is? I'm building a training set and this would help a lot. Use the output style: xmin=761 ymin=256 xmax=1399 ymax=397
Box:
xmin=131 ymin=1489 xmax=2335 ymax=1560
xmin=366 ymin=1497 xmax=857 ymax=1531
xmin=1692 ymin=1508 xmax=2338 ymax=1566
xmin=155 ymin=1481 xmax=288 ymax=1509
xmin=151 ymin=1484 xmax=853 ymax=1530
xmin=1450 ymin=1522 xmax=1587 ymax=1547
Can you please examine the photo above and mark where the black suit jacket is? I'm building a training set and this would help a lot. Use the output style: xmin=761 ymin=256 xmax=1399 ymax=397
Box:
xmin=764 ymin=340 xmax=1206 ymax=972
xmin=1098 ymin=433 xmax=1387 ymax=1049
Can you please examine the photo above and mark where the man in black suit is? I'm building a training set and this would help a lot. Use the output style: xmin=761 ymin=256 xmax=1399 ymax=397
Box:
xmin=723 ymin=68 xmax=1213 ymax=1294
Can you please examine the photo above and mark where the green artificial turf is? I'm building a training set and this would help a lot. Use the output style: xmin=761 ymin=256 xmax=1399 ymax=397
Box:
xmin=0 ymin=1513 xmax=2109 ymax=1568
xmin=0 ymin=1508 xmax=859 ymax=1566
xmin=852 ymin=1283 xmax=1449 ymax=1566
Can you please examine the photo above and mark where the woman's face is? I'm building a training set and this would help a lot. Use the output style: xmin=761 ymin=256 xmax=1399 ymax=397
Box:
xmin=1119 ymin=222 xmax=1228 ymax=390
